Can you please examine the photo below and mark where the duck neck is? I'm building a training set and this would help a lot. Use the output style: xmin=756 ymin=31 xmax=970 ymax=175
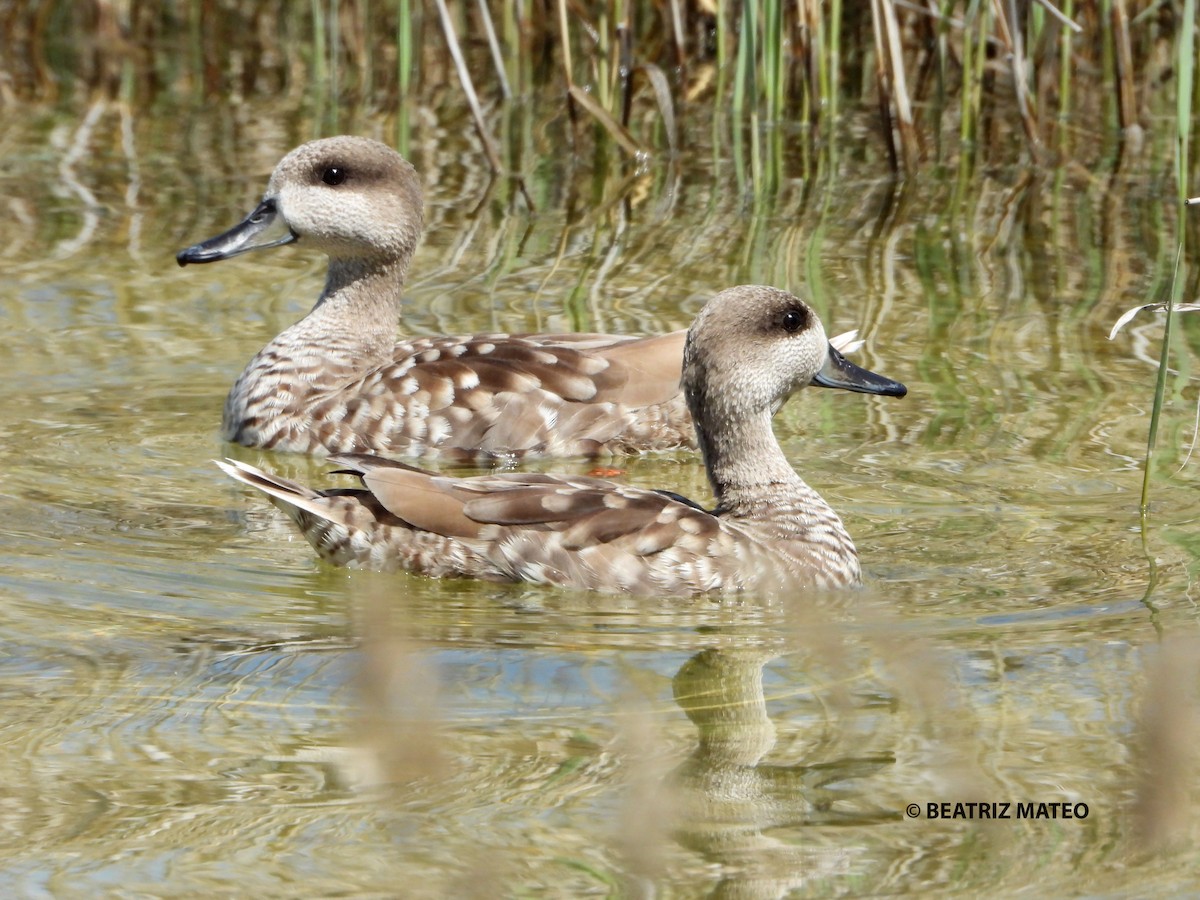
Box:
xmin=696 ymin=406 xmax=808 ymax=516
xmin=224 ymin=254 xmax=408 ymax=439
xmin=288 ymin=255 xmax=408 ymax=363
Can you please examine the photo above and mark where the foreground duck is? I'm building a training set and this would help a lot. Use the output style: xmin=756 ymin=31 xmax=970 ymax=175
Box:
xmin=217 ymin=285 xmax=906 ymax=594
xmin=178 ymin=136 xmax=863 ymax=461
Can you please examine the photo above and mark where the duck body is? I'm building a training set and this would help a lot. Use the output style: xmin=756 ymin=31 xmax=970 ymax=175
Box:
xmin=218 ymin=453 xmax=862 ymax=593
xmin=223 ymin=328 xmax=690 ymax=460
xmin=218 ymin=285 xmax=907 ymax=595
xmin=178 ymin=136 xmax=692 ymax=460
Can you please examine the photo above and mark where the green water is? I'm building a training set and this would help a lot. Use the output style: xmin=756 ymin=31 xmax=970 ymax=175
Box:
xmin=3 ymin=95 xmax=1200 ymax=895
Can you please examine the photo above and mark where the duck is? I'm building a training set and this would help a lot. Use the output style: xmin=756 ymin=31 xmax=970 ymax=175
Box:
xmin=216 ymin=285 xmax=907 ymax=594
xmin=178 ymin=136 xmax=861 ymax=462
xmin=176 ymin=135 xmax=693 ymax=460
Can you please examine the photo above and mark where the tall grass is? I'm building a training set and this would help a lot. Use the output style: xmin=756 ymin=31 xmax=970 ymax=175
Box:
xmin=0 ymin=1 xmax=1176 ymax=181
xmin=1140 ymin=0 xmax=1196 ymax=522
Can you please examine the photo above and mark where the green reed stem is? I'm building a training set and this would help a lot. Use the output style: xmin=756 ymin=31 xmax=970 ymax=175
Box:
xmin=397 ymin=0 xmax=412 ymax=154
xmin=1176 ymin=0 xmax=1194 ymax=201
xmin=1142 ymin=243 xmax=1183 ymax=518
xmin=596 ymin=7 xmax=611 ymax=112
xmin=716 ymin=0 xmax=728 ymax=70
xmin=398 ymin=0 xmax=412 ymax=96
xmin=826 ymin=0 xmax=841 ymax=129
xmin=965 ymin=1 xmax=990 ymax=153
xmin=329 ymin=0 xmax=340 ymax=127
xmin=737 ymin=1 xmax=762 ymax=193
xmin=1057 ymin=0 xmax=1074 ymax=126
xmin=1141 ymin=0 xmax=1196 ymax=517
xmin=1100 ymin=0 xmax=1117 ymax=130
xmin=763 ymin=0 xmax=782 ymax=123
xmin=312 ymin=0 xmax=327 ymax=85
xmin=502 ymin=1 xmax=519 ymax=96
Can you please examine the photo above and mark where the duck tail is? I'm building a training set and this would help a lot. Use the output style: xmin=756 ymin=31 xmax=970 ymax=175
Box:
xmin=214 ymin=458 xmax=342 ymax=525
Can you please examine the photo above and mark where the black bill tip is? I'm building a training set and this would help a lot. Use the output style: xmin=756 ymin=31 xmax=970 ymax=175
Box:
xmin=175 ymin=198 xmax=296 ymax=267
xmin=812 ymin=344 xmax=907 ymax=398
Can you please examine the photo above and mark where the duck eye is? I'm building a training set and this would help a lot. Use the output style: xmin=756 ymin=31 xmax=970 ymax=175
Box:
xmin=781 ymin=307 xmax=806 ymax=333
xmin=322 ymin=166 xmax=346 ymax=186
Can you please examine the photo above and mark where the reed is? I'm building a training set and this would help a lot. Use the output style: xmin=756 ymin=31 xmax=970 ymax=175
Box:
xmin=434 ymin=0 xmax=503 ymax=172
xmin=0 ymin=1 xmax=1178 ymax=176
xmin=1140 ymin=0 xmax=1197 ymax=519
xmin=396 ymin=0 xmax=413 ymax=154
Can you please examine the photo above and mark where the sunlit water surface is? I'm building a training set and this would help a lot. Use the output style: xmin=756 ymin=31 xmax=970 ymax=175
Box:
xmin=3 ymin=99 xmax=1200 ymax=895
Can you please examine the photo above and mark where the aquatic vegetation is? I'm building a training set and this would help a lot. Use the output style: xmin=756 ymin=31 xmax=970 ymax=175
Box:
xmin=0 ymin=1 xmax=1181 ymax=182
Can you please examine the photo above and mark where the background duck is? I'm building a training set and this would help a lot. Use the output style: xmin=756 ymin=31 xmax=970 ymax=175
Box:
xmin=179 ymin=136 xmax=861 ymax=462
xmin=216 ymin=285 xmax=907 ymax=595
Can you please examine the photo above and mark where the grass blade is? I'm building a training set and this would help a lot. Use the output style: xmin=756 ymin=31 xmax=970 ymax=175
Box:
xmin=567 ymin=84 xmax=645 ymax=156
xmin=433 ymin=0 xmax=504 ymax=173
xmin=477 ymin=0 xmax=511 ymax=100
xmin=634 ymin=63 xmax=678 ymax=155
xmin=1141 ymin=0 xmax=1196 ymax=518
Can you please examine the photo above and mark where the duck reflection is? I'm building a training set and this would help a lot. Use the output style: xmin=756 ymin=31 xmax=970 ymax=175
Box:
xmin=670 ymin=648 xmax=894 ymax=896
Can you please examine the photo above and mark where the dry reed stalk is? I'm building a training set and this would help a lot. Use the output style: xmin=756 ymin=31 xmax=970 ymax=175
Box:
xmin=887 ymin=0 xmax=919 ymax=166
xmin=618 ymin=13 xmax=634 ymax=127
xmin=994 ymin=0 xmax=1043 ymax=156
xmin=557 ymin=0 xmax=578 ymax=123
xmin=1111 ymin=0 xmax=1137 ymax=132
xmin=669 ymin=0 xmax=686 ymax=73
xmin=477 ymin=0 xmax=512 ymax=100
xmin=1035 ymin=0 xmax=1083 ymax=32
xmin=567 ymin=84 xmax=646 ymax=155
xmin=869 ymin=0 xmax=896 ymax=170
xmin=636 ymin=63 xmax=679 ymax=154
xmin=434 ymin=0 xmax=504 ymax=174
xmin=871 ymin=0 xmax=917 ymax=170
xmin=796 ymin=0 xmax=820 ymax=129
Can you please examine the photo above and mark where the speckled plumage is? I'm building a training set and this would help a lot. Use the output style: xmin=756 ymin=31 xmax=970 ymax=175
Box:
xmin=178 ymin=136 xmax=693 ymax=460
xmin=217 ymin=286 xmax=907 ymax=595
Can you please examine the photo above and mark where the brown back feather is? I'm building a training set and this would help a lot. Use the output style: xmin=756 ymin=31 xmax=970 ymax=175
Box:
xmin=593 ymin=330 xmax=687 ymax=406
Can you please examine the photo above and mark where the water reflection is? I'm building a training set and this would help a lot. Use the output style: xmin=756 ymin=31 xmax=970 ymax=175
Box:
xmin=0 ymin=553 xmax=1195 ymax=895
xmin=671 ymin=648 xmax=893 ymax=896
xmin=4 ymin=90 xmax=1200 ymax=894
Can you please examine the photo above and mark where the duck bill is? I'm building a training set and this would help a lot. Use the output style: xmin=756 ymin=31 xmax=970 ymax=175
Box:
xmin=176 ymin=198 xmax=297 ymax=266
xmin=812 ymin=344 xmax=907 ymax=397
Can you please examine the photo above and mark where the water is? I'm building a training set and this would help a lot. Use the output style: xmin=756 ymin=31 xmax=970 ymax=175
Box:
xmin=3 ymin=96 xmax=1200 ymax=895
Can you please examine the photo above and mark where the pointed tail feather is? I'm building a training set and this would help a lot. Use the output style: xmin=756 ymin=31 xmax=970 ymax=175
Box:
xmin=214 ymin=459 xmax=346 ymax=526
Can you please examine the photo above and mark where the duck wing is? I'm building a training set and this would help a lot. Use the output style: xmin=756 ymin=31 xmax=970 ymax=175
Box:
xmin=309 ymin=331 xmax=691 ymax=459
xmin=329 ymin=452 xmax=730 ymax=592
